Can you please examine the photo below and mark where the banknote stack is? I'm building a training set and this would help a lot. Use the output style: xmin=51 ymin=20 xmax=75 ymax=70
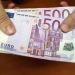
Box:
xmin=0 ymin=7 xmax=75 ymax=63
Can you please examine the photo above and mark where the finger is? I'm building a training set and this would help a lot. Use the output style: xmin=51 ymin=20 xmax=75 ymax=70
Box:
xmin=0 ymin=2 xmax=16 ymax=35
xmin=61 ymin=11 xmax=75 ymax=32
xmin=60 ymin=1 xmax=69 ymax=6
xmin=7 ymin=3 xmax=15 ymax=8
xmin=7 ymin=3 xmax=19 ymax=9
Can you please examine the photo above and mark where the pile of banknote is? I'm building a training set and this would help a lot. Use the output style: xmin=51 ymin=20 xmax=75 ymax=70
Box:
xmin=0 ymin=7 xmax=75 ymax=63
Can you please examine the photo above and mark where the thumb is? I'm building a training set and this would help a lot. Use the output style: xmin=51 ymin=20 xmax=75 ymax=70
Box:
xmin=61 ymin=11 xmax=75 ymax=33
xmin=0 ymin=2 xmax=16 ymax=35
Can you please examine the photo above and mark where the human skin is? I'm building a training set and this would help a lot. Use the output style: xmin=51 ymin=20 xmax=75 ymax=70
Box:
xmin=1 ymin=1 xmax=70 ymax=36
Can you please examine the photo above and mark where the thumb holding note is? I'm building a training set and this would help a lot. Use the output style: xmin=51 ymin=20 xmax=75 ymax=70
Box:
xmin=61 ymin=11 xmax=75 ymax=32
xmin=0 ymin=1 xmax=16 ymax=35
xmin=60 ymin=1 xmax=75 ymax=33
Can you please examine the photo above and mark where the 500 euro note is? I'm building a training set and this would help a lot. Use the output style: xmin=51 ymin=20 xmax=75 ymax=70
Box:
xmin=0 ymin=12 xmax=74 ymax=62
xmin=0 ymin=8 xmax=74 ymax=63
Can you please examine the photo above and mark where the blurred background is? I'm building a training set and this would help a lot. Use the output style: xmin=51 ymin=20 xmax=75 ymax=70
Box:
xmin=2 ymin=0 xmax=75 ymax=8
xmin=1 ymin=0 xmax=75 ymax=75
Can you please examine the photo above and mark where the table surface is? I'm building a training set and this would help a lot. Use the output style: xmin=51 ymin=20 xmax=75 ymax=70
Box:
xmin=1 ymin=0 xmax=75 ymax=75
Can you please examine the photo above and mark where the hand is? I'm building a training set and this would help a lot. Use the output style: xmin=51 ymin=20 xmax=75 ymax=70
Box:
xmin=60 ymin=1 xmax=75 ymax=33
xmin=7 ymin=3 xmax=19 ymax=9
xmin=60 ymin=1 xmax=69 ymax=6
xmin=0 ymin=2 xmax=19 ymax=36
xmin=0 ymin=2 xmax=18 ymax=36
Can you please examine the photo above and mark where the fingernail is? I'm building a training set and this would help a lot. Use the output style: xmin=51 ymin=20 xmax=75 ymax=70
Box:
xmin=61 ymin=24 xmax=70 ymax=32
xmin=6 ymin=25 xmax=15 ymax=35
